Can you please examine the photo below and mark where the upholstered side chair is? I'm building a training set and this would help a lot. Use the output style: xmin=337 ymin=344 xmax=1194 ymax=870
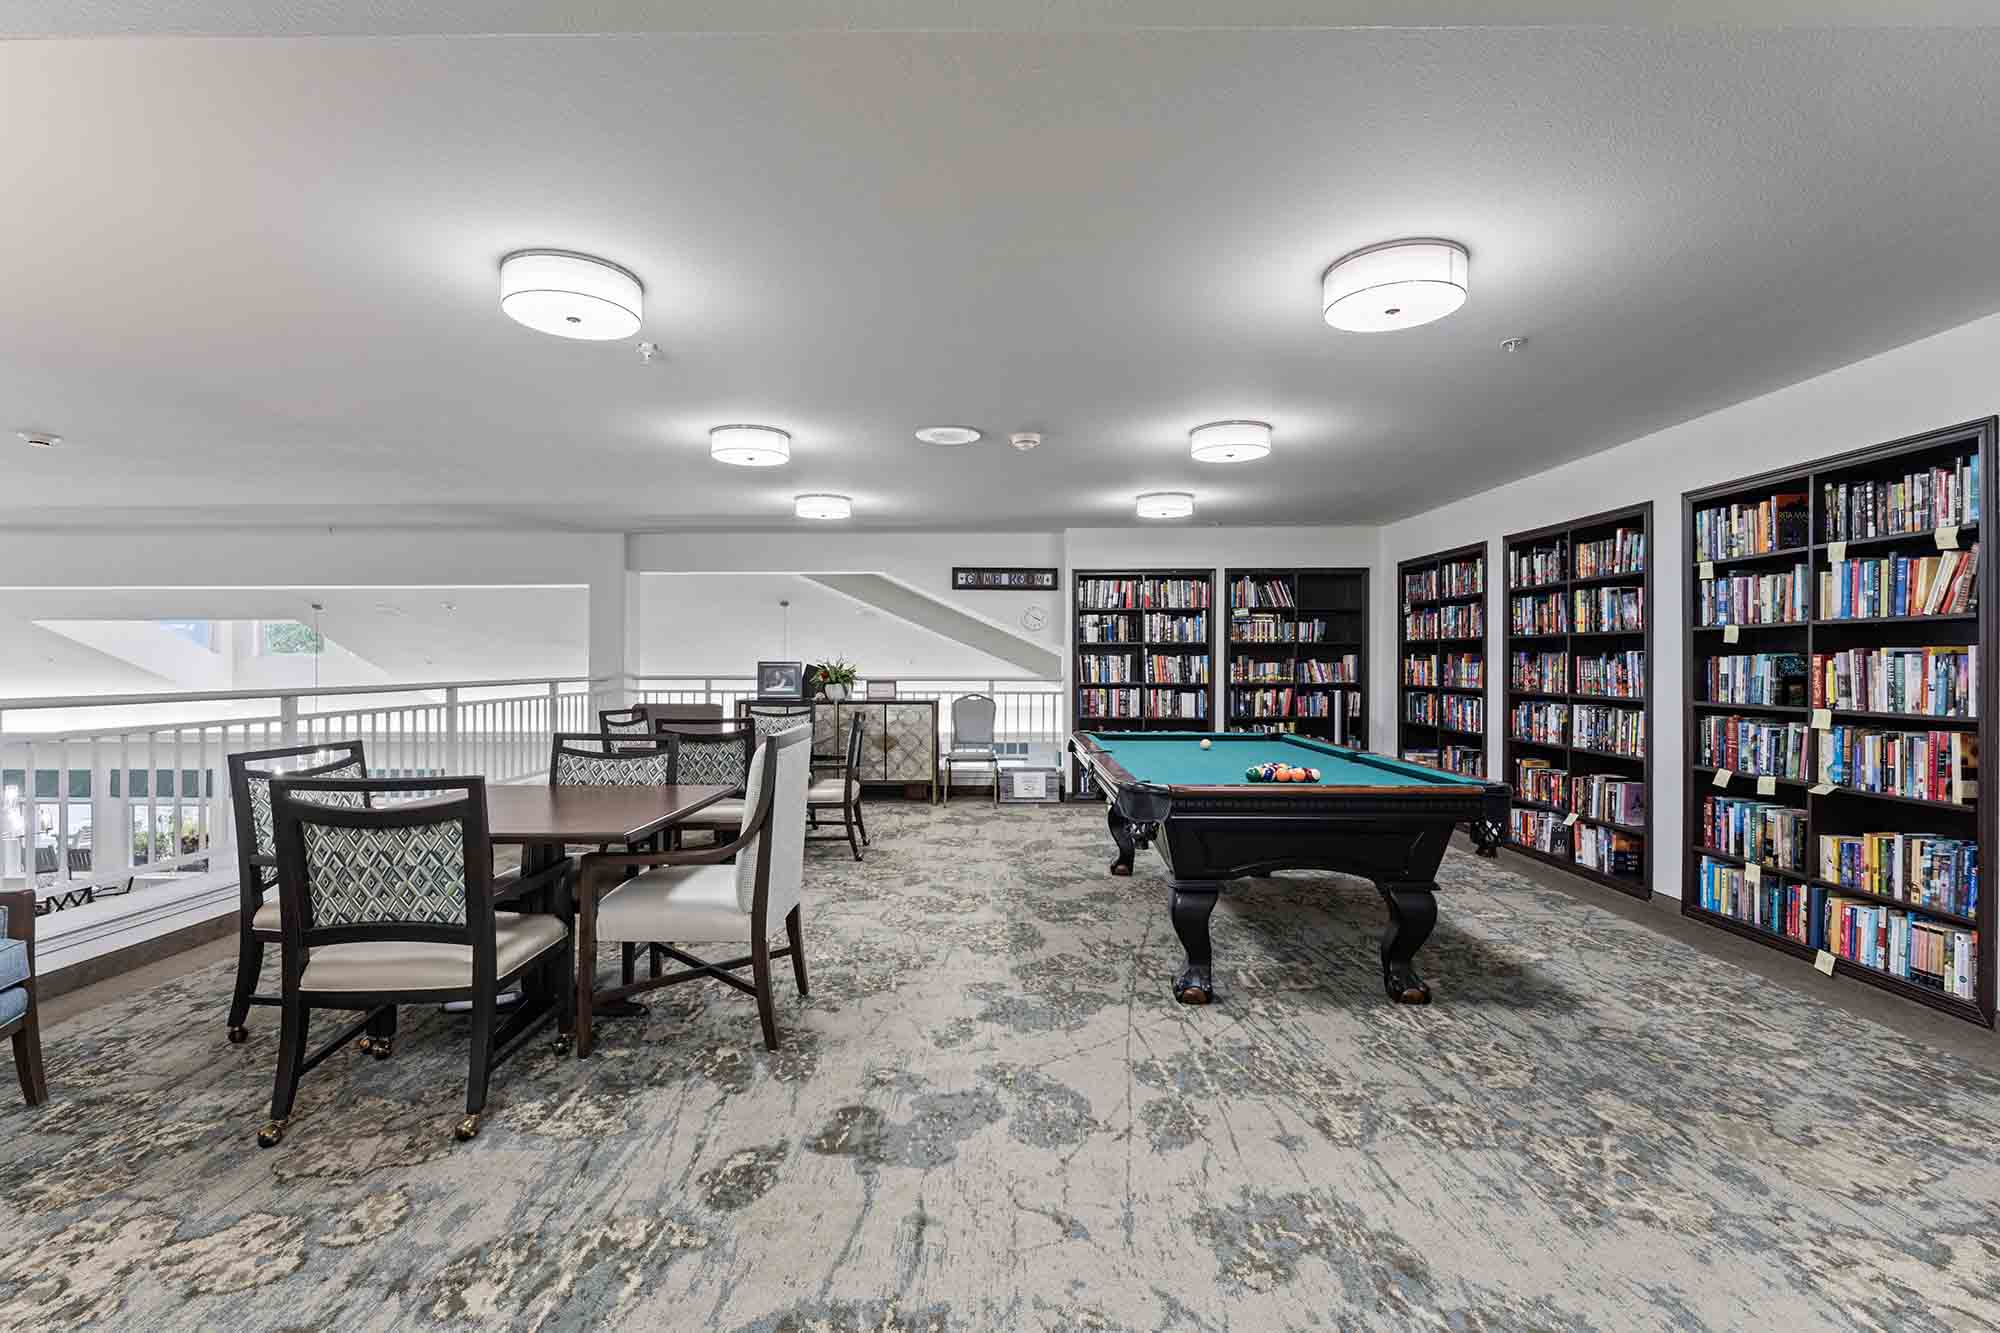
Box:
xmin=0 ymin=890 xmax=48 ymax=1107
xmin=807 ymin=714 xmax=869 ymax=860
xmin=943 ymin=693 xmax=1001 ymax=805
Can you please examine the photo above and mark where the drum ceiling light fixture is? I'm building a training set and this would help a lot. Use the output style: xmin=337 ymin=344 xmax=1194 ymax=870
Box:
xmin=1321 ymin=239 xmax=1469 ymax=333
xmin=498 ymin=250 xmax=644 ymax=341
xmin=709 ymin=424 xmax=792 ymax=467
xmin=1189 ymin=420 xmax=1271 ymax=463
xmin=1136 ymin=491 xmax=1196 ymax=520
xmin=794 ymin=493 xmax=852 ymax=520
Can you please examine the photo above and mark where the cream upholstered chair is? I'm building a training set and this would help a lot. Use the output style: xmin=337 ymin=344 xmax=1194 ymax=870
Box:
xmin=260 ymin=775 xmax=572 ymax=1147
xmin=943 ymin=693 xmax=1000 ymax=805
xmin=224 ymin=741 xmax=368 ymax=1046
xmin=658 ymin=724 xmax=756 ymax=846
xmin=807 ymin=714 xmax=869 ymax=860
xmin=573 ymin=724 xmax=811 ymax=1054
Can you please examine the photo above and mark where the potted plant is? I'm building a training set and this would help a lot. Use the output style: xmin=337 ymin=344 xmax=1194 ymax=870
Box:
xmin=816 ymin=657 xmax=858 ymax=702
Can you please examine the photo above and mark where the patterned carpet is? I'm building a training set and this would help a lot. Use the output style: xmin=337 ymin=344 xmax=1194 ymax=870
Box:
xmin=2 ymin=800 xmax=1998 ymax=1331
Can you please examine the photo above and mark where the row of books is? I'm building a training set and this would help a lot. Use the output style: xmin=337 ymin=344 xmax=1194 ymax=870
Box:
xmin=1078 ymin=578 xmax=1211 ymax=610
xmin=1697 ymin=856 xmax=1818 ymax=946
xmin=1811 ymin=645 xmax=1976 ymax=718
xmin=1509 ymin=542 xmax=1568 ymax=589
xmin=1077 ymin=689 xmax=1141 ymax=719
xmin=1700 ymin=796 xmax=1808 ymax=872
xmin=1242 ymin=689 xmax=1362 ymax=721
xmin=1574 ymin=775 xmax=1646 ymax=826
xmin=1143 ymin=690 xmax=1208 ymax=720
xmin=1244 ymin=688 xmax=1304 ymax=719
xmin=1704 ymin=653 xmax=1808 ymax=708
xmin=1575 ymin=703 xmax=1645 ymax=757
xmin=1232 ymin=615 xmax=1330 ymax=643
xmin=1296 ymin=689 xmax=1361 ymax=720
xmin=1819 ymin=832 xmax=1978 ymax=918
xmin=1510 ymin=808 xmax=1569 ymax=854
xmin=1698 ymin=715 xmax=1811 ymax=779
xmin=1440 ymin=694 xmax=1483 ymax=732
xmin=1696 ymin=563 xmax=1811 ymax=626
xmin=1442 ymin=653 xmax=1482 ymax=687
xmin=1818 ymin=727 xmax=1977 ymax=806
xmin=1405 ymin=692 xmax=1438 ymax=725
xmin=1819 ymin=548 xmax=1977 ymax=620
xmin=1823 ymin=454 xmax=1979 ymax=541
xmin=1405 ymin=605 xmax=1484 ymax=640
xmin=1575 ymin=651 xmax=1646 ymax=698
xmin=1077 ymin=653 xmax=1136 ymax=683
xmin=1510 ymin=651 xmax=1567 ymax=692
xmin=1515 ymin=757 xmax=1567 ymax=806
xmin=1574 ymin=824 xmax=1643 ymax=877
xmin=1512 ymin=701 xmax=1567 ymax=745
xmin=1573 ymin=528 xmax=1646 ymax=580
xmin=1441 ymin=745 xmax=1485 ymax=777
xmin=1826 ymin=899 xmax=1978 ymax=1000
xmin=1510 ymin=592 xmax=1567 ymax=635
xmin=1692 ymin=491 xmax=1809 ymax=560
xmin=1237 ymin=657 xmax=1295 ymax=683
xmin=1144 ymin=655 xmax=1210 ymax=685
xmin=1574 ymin=585 xmax=1645 ymax=633
xmin=1299 ymin=655 xmax=1358 ymax=684
xmin=1403 ymin=557 xmax=1485 ymax=602
xmin=1143 ymin=614 xmax=1209 ymax=644
xmin=1078 ymin=614 xmax=1142 ymax=644
xmin=1228 ymin=578 xmax=1293 ymax=609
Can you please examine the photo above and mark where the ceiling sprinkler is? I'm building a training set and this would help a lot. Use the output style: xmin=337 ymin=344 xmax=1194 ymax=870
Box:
xmin=1010 ymin=432 xmax=1041 ymax=452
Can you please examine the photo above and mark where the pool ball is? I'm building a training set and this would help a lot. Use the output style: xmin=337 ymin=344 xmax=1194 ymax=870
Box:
xmin=1199 ymin=738 xmax=1212 ymax=750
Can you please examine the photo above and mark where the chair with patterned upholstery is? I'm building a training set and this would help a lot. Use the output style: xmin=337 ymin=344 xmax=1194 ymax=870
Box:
xmin=260 ymin=775 xmax=572 ymax=1147
xmin=658 ymin=724 xmax=756 ymax=847
xmin=573 ymin=723 xmax=812 ymax=1055
xmin=1 ymin=889 xmax=48 ymax=1107
xmin=597 ymin=706 xmax=655 ymax=752
xmin=224 ymin=741 xmax=368 ymax=1046
xmin=807 ymin=714 xmax=869 ymax=861
xmin=548 ymin=733 xmax=677 ymax=985
xmin=943 ymin=694 xmax=1001 ymax=806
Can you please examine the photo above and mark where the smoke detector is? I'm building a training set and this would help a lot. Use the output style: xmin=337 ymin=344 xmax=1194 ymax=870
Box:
xmin=17 ymin=430 xmax=60 ymax=449
xmin=1009 ymin=432 xmax=1041 ymax=452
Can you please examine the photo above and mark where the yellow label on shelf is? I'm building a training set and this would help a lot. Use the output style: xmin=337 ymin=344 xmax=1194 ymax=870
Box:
xmin=1814 ymin=950 xmax=1836 ymax=976
xmin=1563 ymin=811 xmax=1579 ymax=826
xmin=1809 ymin=782 xmax=1835 ymax=796
xmin=1827 ymin=541 xmax=1847 ymax=563
xmin=1756 ymin=775 xmax=1777 ymax=796
xmin=1699 ymin=561 xmax=1715 ymax=581
xmin=1811 ymin=707 xmax=1832 ymax=730
xmin=1744 ymin=863 xmax=1761 ymax=888
xmin=1937 ymin=525 xmax=1960 ymax=550
xmin=1722 ymin=625 xmax=1740 ymax=644
xmin=1712 ymin=768 xmax=1731 ymax=788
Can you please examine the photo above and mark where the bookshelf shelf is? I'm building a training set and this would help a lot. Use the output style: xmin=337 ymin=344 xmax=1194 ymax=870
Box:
xmin=1222 ymin=567 xmax=1369 ymax=746
xmin=1682 ymin=417 xmax=1994 ymax=1025
xmin=1397 ymin=543 xmax=1487 ymax=780
xmin=1502 ymin=503 xmax=1654 ymax=899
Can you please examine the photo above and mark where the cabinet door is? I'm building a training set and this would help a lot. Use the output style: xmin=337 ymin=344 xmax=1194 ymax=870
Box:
xmin=812 ymin=703 xmax=839 ymax=758
xmin=884 ymin=703 xmax=937 ymax=781
xmin=838 ymin=703 xmax=889 ymax=781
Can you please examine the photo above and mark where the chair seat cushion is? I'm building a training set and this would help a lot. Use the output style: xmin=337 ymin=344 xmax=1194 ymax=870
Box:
xmin=252 ymin=901 xmax=281 ymax=933
xmin=596 ymin=864 xmax=755 ymax=945
xmin=0 ymin=940 xmax=28 ymax=991
xmin=679 ymin=798 xmax=745 ymax=825
xmin=0 ymin=985 xmax=26 ymax=1027
xmin=945 ymin=748 xmax=999 ymax=762
xmin=297 ymin=913 xmax=566 ymax=993
xmin=807 ymin=778 xmax=857 ymax=804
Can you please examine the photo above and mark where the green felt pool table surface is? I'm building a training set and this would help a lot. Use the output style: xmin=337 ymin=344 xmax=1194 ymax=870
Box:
xmin=1078 ymin=732 xmax=1490 ymax=790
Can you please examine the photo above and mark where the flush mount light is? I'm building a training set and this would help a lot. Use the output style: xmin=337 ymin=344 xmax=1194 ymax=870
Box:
xmin=914 ymin=426 xmax=981 ymax=446
xmin=709 ymin=424 xmax=792 ymax=467
xmin=16 ymin=430 xmax=61 ymax=449
xmin=499 ymin=250 xmax=643 ymax=340
xmin=1321 ymin=239 xmax=1469 ymax=333
xmin=794 ymin=493 xmax=852 ymax=520
xmin=1136 ymin=491 xmax=1195 ymax=520
xmin=1189 ymin=420 xmax=1271 ymax=464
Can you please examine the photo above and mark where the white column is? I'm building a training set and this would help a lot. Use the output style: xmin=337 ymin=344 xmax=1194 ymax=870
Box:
xmin=587 ymin=538 xmax=642 ymax=715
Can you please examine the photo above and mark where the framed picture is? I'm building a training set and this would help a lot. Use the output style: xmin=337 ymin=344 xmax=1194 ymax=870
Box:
xmin=865 ymin=679 xmax=898 ymax=700
xmin=953 ymin=566 xmax=1059 ymax=592
xmin=755 ymin=660 xmax=806 ymax=700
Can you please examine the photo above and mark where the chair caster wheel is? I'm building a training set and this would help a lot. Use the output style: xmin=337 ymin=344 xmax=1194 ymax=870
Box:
xmin=227 ymin=1025 xmax=249 ymax=1045
xmin=257 ymin=1120 xmax=287 ymax=1148
xmin=453 ymin=1114 xmax=482 ymax=1142
xmin=357 ymin=1035 xmax=372 ymax=1054
xmin=369 ymin=1039 xmax=394 ymax=1060
xmin=551 ymin=1035 xmax=574 ymax=1056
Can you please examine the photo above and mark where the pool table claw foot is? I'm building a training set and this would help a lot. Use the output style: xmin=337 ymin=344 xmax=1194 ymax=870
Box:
xmin=1109 ymin=858 xmax=1134 ymax=877
xmin=1379 ymin=884 xmax=1438 ymax=1007
xmin=1382 ymin=960 xmax=1432 ymax=1005
xmin=1172 ymin=964 xmax=1215 ymax=1005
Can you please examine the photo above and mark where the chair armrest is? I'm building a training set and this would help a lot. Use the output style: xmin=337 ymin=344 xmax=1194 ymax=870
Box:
xmin=0 ymin=889 xmax=32 ymax=942
xmin=577 ymin=782 xmax=776 ymax=894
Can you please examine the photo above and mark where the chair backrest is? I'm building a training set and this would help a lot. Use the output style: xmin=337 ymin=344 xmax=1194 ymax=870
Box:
xmin=741 ymin=703 xmax=816 ymax=743
xmin=643 ymin=702 xmax=723 ymax=724
xmin=549 ymin=733 xmax=673 ymax=786
xmin=657 ymin=723 xmax=754 ymax=789
xmin=838 ymin=712 xmax=866 ymax=778
xmin=269 ymin=776 xmax=492 ymax=956
xmin=735 ymin=724 xmax=813 ymax=918
xmin=952 ymin=694 xmax=998 ymax=749
xmin=227 ymin=742 xmax=369 ymax=887
xmin=597 ymin=707 xmax=655 ymax=751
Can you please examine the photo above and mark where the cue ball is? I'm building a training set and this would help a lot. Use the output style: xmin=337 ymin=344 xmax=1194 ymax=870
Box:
xmin=1199 ymin=738 xmax=1212 ymax=749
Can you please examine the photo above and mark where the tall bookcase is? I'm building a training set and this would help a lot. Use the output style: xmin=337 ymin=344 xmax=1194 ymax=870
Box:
xmin=1222 ymin=567 xmax=1369 ymax=747
xmin=1071 ymin=568 xmax=1215 ymax=791
xmin=1502 ymin=504 xmax=1654 ymax=898
xmin=1683 ymin=417 xmax=1994 ymax=1026
xmin=1396 ymin=543 xmax=1487 ymax=775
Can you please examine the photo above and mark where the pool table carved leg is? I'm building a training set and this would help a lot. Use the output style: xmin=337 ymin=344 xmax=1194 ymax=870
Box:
xmin=1107 ymin=806 xmax=1138 ymax=877
xmin=1168 ymin=883 xmax=1220 ymax=1005
xmin=1378 ymin=884 xmax=1437 ymax=1005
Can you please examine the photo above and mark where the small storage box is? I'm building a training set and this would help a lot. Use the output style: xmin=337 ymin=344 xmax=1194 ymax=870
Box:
xmin=999 ymin=764 xmax=1063 ymax=804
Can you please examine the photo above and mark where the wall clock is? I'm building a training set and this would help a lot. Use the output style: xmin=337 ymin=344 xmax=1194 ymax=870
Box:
xmin=1021 ymin=605 xmax=1048 ymax=632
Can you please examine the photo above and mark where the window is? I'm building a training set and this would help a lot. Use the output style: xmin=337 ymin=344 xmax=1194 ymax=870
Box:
xmin=259 ymin=620 xmax=324 ymax=655
xmin=158 ymin=619 xmax=218 ymax=651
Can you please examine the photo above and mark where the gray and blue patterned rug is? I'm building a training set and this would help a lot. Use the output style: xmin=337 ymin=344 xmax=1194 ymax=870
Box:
xmin=2 ymin=801 xmax=1998 ymax=1330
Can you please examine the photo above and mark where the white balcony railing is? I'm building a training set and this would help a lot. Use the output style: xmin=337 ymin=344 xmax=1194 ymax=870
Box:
xmin=632 ymin=676 xmax=1066 ymax=754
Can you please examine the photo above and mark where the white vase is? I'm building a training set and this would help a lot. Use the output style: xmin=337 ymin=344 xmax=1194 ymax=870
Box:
xmin=824 ymin=683 xmax=849 ymax=702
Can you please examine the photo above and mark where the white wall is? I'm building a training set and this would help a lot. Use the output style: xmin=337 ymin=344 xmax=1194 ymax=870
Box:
xmin=1378 ymin=308 xmax=2000 ymax=901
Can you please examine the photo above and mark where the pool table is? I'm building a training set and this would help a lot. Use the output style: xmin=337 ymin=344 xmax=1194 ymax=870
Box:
xmin=1069 ymin=731 xmax=1510 ymax=1006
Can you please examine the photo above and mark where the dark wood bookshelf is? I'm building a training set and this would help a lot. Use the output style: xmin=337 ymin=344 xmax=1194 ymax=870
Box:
xmin=1396 ymin=543 xmax=1487 ymax=779
xmin=1071 ymin=568 xmax=1216 ymax=795
xmin=1502 ymin=504 xmax=1653 ymax=900
xmin=1682 ymin=418 xmax=1995 ymax=1026
xmin=1222 ymin=566 xmax=1369 ymax=747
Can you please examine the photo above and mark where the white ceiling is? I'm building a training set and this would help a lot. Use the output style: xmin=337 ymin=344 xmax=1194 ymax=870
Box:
xmin=6 ymin=11 xmax=2000 ymax=531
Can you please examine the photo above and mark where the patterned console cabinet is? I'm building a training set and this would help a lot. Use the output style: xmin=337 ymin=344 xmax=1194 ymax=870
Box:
xmin=738 ymin=700 xmax=939 ymax=797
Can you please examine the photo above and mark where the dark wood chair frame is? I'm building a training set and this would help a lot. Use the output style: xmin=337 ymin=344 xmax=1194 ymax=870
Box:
xmin=1 ymin=889 xmax=48 ymax=1107
xmin=573 ymin=726 xmax=811 ymax=1056
xmin=260 ymin=775 xmax=573 ymax=1147
xmin=224 ymin=741 xmax=369 ymax=1046
xmin=642 ymin=701 xmax=727 ymax=729
xmin=808 ymin=714 xmax=870 ymax=861
xmin=548 ymin=731 xmax=688 ymax=989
